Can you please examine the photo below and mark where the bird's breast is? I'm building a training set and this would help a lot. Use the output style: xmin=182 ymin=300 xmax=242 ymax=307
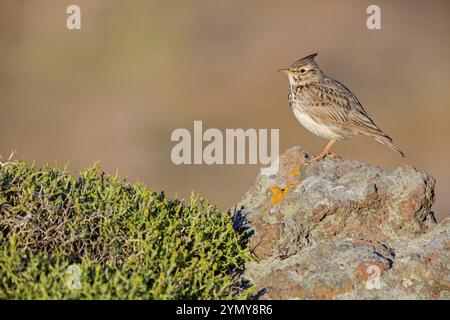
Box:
xmin=291 ymin=102 xmax=345 ymax=140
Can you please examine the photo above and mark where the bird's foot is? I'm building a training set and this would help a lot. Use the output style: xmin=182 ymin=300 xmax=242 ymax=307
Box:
xmin=308 ymin=152 xmax=338 ymax=163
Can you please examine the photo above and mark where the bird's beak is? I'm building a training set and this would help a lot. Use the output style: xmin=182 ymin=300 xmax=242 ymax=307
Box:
xmin=278 ymin=68 xmax=290 ymax=75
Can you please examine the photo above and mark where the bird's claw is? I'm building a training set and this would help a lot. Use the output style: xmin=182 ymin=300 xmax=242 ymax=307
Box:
xmin=307 ymin=152 xmax=337 ymax=163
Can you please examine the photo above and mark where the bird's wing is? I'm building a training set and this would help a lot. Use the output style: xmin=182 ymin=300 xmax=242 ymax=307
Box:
xmin=304 ymin=82 xmax=352 ymax=124
xmin=307 ymin=80 xmax=385 ymax=136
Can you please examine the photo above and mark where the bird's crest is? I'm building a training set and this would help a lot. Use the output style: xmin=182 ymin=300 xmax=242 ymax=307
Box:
xmin=290 ymin=53 xmax=318 ymax=68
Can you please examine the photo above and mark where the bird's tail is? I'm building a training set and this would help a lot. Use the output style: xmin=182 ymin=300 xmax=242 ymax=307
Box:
xmin=352 ymin=115 xmax=405 ymax=157
xmin=373 ymin=134 xmax=405 ymax=157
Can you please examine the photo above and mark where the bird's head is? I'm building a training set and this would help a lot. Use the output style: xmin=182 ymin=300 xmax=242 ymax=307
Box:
xmin=279 ymin=53 xmax=323 ymax=86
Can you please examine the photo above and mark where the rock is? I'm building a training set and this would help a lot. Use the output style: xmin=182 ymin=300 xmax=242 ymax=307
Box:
xmin=235 ymin=146 xmax=449 ymax=299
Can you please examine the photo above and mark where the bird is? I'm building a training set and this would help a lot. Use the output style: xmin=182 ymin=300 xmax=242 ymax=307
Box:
xmin=279 ymin=53 xmax=405 ymax=161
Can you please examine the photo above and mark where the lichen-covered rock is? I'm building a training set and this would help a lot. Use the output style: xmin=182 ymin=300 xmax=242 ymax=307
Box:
xmin=235 ymin=146 xmax=449 ymax=299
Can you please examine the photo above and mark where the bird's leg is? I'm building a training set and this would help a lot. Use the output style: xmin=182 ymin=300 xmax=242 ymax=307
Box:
xmin=310 ymin=139 xmax=337 ymax=161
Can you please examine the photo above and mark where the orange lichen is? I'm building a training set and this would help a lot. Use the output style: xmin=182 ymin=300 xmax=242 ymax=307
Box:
xmin=288 ymin=167 xmax=301 ymax=177
xmin=269 ymin=182 xmax=298 ymax=206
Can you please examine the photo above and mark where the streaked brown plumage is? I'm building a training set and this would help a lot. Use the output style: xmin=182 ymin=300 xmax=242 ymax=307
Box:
xmin=279 ymin=53 xmax=405 ymax=159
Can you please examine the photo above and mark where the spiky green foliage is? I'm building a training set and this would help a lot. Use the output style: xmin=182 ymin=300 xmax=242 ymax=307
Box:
xmin=0 ymin=161 xmax=252 ymax=299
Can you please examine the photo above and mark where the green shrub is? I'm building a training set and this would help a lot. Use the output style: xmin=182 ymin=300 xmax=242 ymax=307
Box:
xmin=0 ymin=161 xmax=252 ymax=299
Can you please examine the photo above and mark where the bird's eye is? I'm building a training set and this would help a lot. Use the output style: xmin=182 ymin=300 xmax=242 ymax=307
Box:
xmin=300 ymin=69 xmax=306 ymax=73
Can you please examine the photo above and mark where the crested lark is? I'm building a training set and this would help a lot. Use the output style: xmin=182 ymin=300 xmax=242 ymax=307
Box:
xmin=280 ymin=53 xmax=404 ymax=160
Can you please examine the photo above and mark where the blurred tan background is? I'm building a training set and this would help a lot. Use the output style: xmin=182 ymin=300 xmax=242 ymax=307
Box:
xmin=1 ymin=1 xmax=449 ymax=220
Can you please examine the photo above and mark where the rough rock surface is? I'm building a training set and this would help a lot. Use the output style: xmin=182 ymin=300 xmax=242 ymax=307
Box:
xmin=235 ymin=146 xmax=449 ymax=299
